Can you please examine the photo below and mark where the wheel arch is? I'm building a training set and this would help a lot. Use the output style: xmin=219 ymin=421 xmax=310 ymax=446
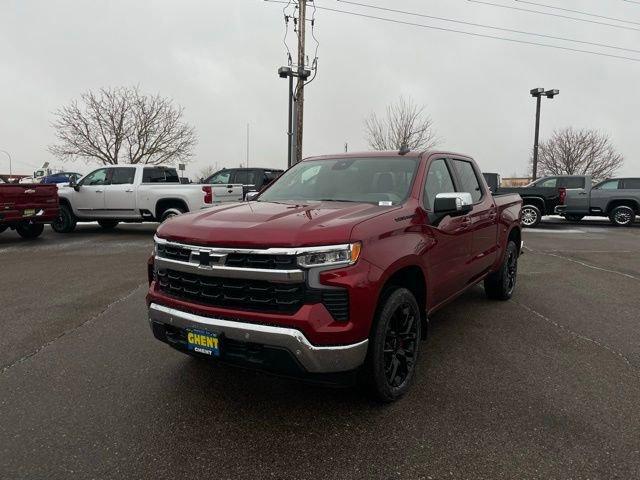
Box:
xmin=155 ymin=198 xmax=189 ymax=219
xmin=521 ymin=197 xmax=545 ymax=212
xmin=376 ymin=264 xmax=428 ymax=339
xmin=605 ymin=199 xmax=640 ymax=215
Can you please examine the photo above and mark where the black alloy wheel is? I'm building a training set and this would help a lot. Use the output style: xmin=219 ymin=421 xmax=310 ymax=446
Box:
xmin=383 ymin=302 xmax=420 ymax=389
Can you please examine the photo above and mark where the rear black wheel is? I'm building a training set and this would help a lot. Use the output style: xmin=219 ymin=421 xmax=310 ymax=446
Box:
xmin=521 ymin=205 xmax=542 ymax=228
xmin=52 ymin=204 xmax=77 ymax=233
xmin=16 ymin=222 xmax=44 ymax=239
xmin=364 ymin=287 xmax=421 ymax=403
xmin=98 ymin=220 xmax=119 ymax=229
xmin=484 ymin=240 xmax=519 ymax=300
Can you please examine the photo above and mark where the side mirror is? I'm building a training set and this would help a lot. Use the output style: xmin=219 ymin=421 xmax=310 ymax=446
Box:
xmin=433 ymin=192 xmax=473 ymax=217
xmin=245 ymin=191 xmax=260 ymax=201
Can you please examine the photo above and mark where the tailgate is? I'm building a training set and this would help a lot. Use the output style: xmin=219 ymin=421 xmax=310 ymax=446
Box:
xmin=0 ymin=184 xmax=58 ymax=218
xmin=211 ymin=184 xmax=244 ymax=203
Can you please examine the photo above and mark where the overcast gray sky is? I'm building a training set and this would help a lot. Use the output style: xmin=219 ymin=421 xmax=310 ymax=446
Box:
xmin=1 ymin=0 xmax=639 ymax=178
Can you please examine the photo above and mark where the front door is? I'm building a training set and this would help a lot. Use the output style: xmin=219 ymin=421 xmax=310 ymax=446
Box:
xmin=450 ymin=158 xmax=498 ymax=278
xmin=104 ymin=167 xmax=137 ymax=218
xmin=421 ymin=158 xmax=473 ymax=306
xmin=74 ymin=168 xmax=109 ymax=217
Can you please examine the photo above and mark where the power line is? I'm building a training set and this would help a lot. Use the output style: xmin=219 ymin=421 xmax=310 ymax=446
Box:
xmin=514 ymin=0 xmax=640 ymax=26
xmin=467 ymin=0 xmax=640 ymax=32
xmin=337 ymin=0 xmax=640 ymax=54
xmin=263 ymin=1 xmax=640 ymax=63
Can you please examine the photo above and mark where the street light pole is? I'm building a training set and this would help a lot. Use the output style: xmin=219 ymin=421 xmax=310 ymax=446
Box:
xmin=0 ymin=149 xmax=12 ymax=176
xmin=278 ymin=66 xmax=310 ymax=168
xmin=530 ymin=88 xmax=559 ymax=181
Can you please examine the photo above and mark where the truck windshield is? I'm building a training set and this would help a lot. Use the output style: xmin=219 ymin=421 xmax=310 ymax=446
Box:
xmin=259 ymin=157 xmax=418 ymax=205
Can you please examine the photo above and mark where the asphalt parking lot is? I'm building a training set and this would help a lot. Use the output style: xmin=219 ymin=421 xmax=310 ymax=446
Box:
xmin=1 ymin=218 xmax=639 ymax=479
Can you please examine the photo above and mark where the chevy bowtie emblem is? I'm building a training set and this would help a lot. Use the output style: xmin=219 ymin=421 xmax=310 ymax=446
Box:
xmin=194 ymin=250 xmax=227 ymax=268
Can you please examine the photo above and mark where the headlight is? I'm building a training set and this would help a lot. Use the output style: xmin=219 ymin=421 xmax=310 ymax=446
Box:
xmin=297 ymin=242 xmax=362 ymax=268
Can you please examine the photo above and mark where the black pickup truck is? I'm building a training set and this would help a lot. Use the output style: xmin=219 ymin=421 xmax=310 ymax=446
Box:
xmin=496 ymin=175 xmax=588 ymax=227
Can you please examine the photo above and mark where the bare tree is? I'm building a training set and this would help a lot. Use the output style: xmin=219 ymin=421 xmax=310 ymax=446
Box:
xmin=535 ymin=128 xmax=624 ymax=181
xmin=364 ymin=96 xmax=439 ymax=151
xmin=49 ymin=86 xmax=197 ymax=165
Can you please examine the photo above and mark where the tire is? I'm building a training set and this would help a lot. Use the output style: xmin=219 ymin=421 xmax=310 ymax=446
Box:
xmin=564 ymin=214 xmax=584 ymax=222
xmin=16 ymin=222 xmax=44 ymax=239
xmin=484 ymin=240 xmax=519 ymax=300
xmin=521 ymin=204 xmax=542 ymax=228
xmin=609 ymin=206 xmax=635 ymax=227
xmin=160 ymin=207 xmax=186 ymax=222
xmin=363 ymin=287 xmax=422 ymax=403
xmin=52 ymin=204 xmax=77 ymax=233
xmin=98 ymin=220 xmax=119 ymax=229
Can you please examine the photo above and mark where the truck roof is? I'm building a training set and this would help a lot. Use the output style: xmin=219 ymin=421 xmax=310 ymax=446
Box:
xmin=304 ymin=150 xmax=473 ymax=161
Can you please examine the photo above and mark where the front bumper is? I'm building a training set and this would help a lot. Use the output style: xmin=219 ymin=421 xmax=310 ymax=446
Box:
xmin=148 ymin=303 xmax=369 ymax=374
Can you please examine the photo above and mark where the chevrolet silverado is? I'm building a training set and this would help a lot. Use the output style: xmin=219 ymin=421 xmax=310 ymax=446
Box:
xmin=0 ymin=178 xmax=59 ymax=239
xmin=147 ymin=151 xmax=523 ymax=401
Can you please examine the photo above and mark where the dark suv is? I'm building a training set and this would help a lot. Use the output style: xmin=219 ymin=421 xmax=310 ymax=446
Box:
xmin=205 ymin=168 xmax=284 ymax=198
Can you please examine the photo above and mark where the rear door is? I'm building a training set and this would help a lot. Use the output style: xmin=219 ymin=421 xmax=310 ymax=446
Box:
xmin=422 ymin=158 xmax=473 ymax=306
xmin=104 ymin=167 xmax=138 ymax=218
xmin=590 ymin=179 xmax=621 ymax=213
xmin=621 ymin=179 xmax=640 ymax=207
xmin=450 ymin=158 xmax=499 ymax=277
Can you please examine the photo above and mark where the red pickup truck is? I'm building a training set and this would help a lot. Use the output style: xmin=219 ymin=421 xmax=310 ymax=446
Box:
xmin=147 ymin=151 xmax=522 ymax=401
xmin=0 ymin=179 xmax=59 ymax=239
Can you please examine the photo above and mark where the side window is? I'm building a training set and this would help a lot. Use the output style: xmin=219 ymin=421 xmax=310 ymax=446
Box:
xmin=598 ymin=180 xmax=620 ymax=190
xmin=451 ymin=159 xmax=482 ymax=203
xmin=208 ymin=170 xmax=231 ymax=184
xmin=80 ymin=168 xmax=109 ymax=186
xmin=622 ymin=179 xmax=640 ymax=189
xmin=423 ymin=159 xmax=456 ymax=210
xmin=110 ymin=167 xmax=136 ymax=185
xmin=560 ymin=177 xmax=585 ymax=189
xmin=142 ymin=167 xmax=179 ymax=183
xmin=232 ymin=170 xmax=249 ymax=185
xmin=538 ymin=178 xmax=558 ymax=188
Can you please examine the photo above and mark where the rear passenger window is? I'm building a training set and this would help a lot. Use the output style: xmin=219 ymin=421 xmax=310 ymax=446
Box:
xmin=142 ymin=167 xmax=179 ymax=183
xmin=561 ymin=177 xmax=585 ymax=189
xmin=622 ymin=179 xmax=640 ymax=189
xmin=424 ymin=159 xmax=456 ymax=210
xmin=451 ymin=159 xmax=482 ymax=203
xmin=598 ymin=180 xmax=620 ymax=190
xmin=110 ymin=168 xmax=135 ymax=185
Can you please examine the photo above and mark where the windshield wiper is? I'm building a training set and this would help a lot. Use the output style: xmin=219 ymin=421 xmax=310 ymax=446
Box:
xmin=315 ymin=198 xmax=364 ymax=203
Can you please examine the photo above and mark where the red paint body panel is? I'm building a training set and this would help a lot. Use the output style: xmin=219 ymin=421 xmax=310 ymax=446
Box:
xmin=0 ymin=183 xmax=59 ymax=225
xmin=149 ymin=151 xmax=522 ymax=346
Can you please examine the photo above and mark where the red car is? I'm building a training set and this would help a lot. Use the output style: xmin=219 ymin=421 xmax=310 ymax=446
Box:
xmin=147 ymin=151 xmax=522 ymax=401
xmin=0 ymin=179 xmax=59 ymax=239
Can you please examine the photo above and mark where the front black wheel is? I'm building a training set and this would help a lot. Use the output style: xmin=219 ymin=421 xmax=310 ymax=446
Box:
xmin=98 ymin=220 xmax=119 ymax=229
xmin=364 ymin=287 xmax=421 ymax=403
xmin=609 ymin=206 xmax=635 ymax=227
xmin=484 ymin=240 xmax=519 ymax=300
xmin=16 ymin=222 xmax=44 ymax=239
xmin=52 ymin=204 xmax=77 ymax=233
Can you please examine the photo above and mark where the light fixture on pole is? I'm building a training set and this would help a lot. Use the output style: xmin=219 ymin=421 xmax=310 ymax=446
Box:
xmin=0 ymin=149 xmax=12 ymax=176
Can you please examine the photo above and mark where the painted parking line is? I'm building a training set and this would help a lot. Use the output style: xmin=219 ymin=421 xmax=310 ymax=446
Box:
xmin=525 ymin=229 xmax=585 ymax=234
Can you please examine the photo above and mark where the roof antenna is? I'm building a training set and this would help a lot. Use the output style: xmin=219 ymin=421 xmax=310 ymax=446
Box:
xmin=399 ymin=144 xmax=410 ymax=156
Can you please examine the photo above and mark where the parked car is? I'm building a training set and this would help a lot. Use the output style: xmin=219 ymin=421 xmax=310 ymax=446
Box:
xmin=146 ymin=151 xmax=523 ymax=401
xmin=0 ymin=178 xmax=59 ymax=239
xmin=205 ymin=167 xmax=284 ymax=198
xmin=496 ymin=175 xmax=588 ymax=227
xmin=53 ymin=165 xmax=244 ymax=233
xmin=556 ymin=177 xmax=640 ymax=226
xmin=41 ymin=172 xmax=83 ymax=185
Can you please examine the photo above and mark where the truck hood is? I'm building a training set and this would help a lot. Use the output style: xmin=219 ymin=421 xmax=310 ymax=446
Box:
xmin=156 ymin=200 xmax=395 ymax=247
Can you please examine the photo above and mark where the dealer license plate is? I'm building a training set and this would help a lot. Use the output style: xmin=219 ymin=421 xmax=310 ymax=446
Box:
xmin=23 ymin=209 xmax=35 ymax=217
xmin=186 ymin=329 xmax=220 ymax=357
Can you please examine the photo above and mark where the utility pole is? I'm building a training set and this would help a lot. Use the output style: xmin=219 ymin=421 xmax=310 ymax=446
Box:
xmin=294 ymin=0 xmax=307 ymax=165
xmin=246 ymin=123 xmax=250 ymax=168
xmin=530 ymin=87 xmax=559 ymax=181
xmin=0 ymin=150 xmax=11 ymax=176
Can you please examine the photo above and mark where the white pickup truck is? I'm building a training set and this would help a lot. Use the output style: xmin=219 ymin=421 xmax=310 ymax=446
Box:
xmin=53 ymin=165 xmax=243 ymax=233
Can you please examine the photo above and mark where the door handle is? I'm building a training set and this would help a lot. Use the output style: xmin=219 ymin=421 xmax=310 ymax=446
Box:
xmin=125 ymin=189 xmax=134 ymax=193
xmin=95 ymin=190 xmax=103 ymax=193
xmin=578 ymin=192 xmax=587 ymax=195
